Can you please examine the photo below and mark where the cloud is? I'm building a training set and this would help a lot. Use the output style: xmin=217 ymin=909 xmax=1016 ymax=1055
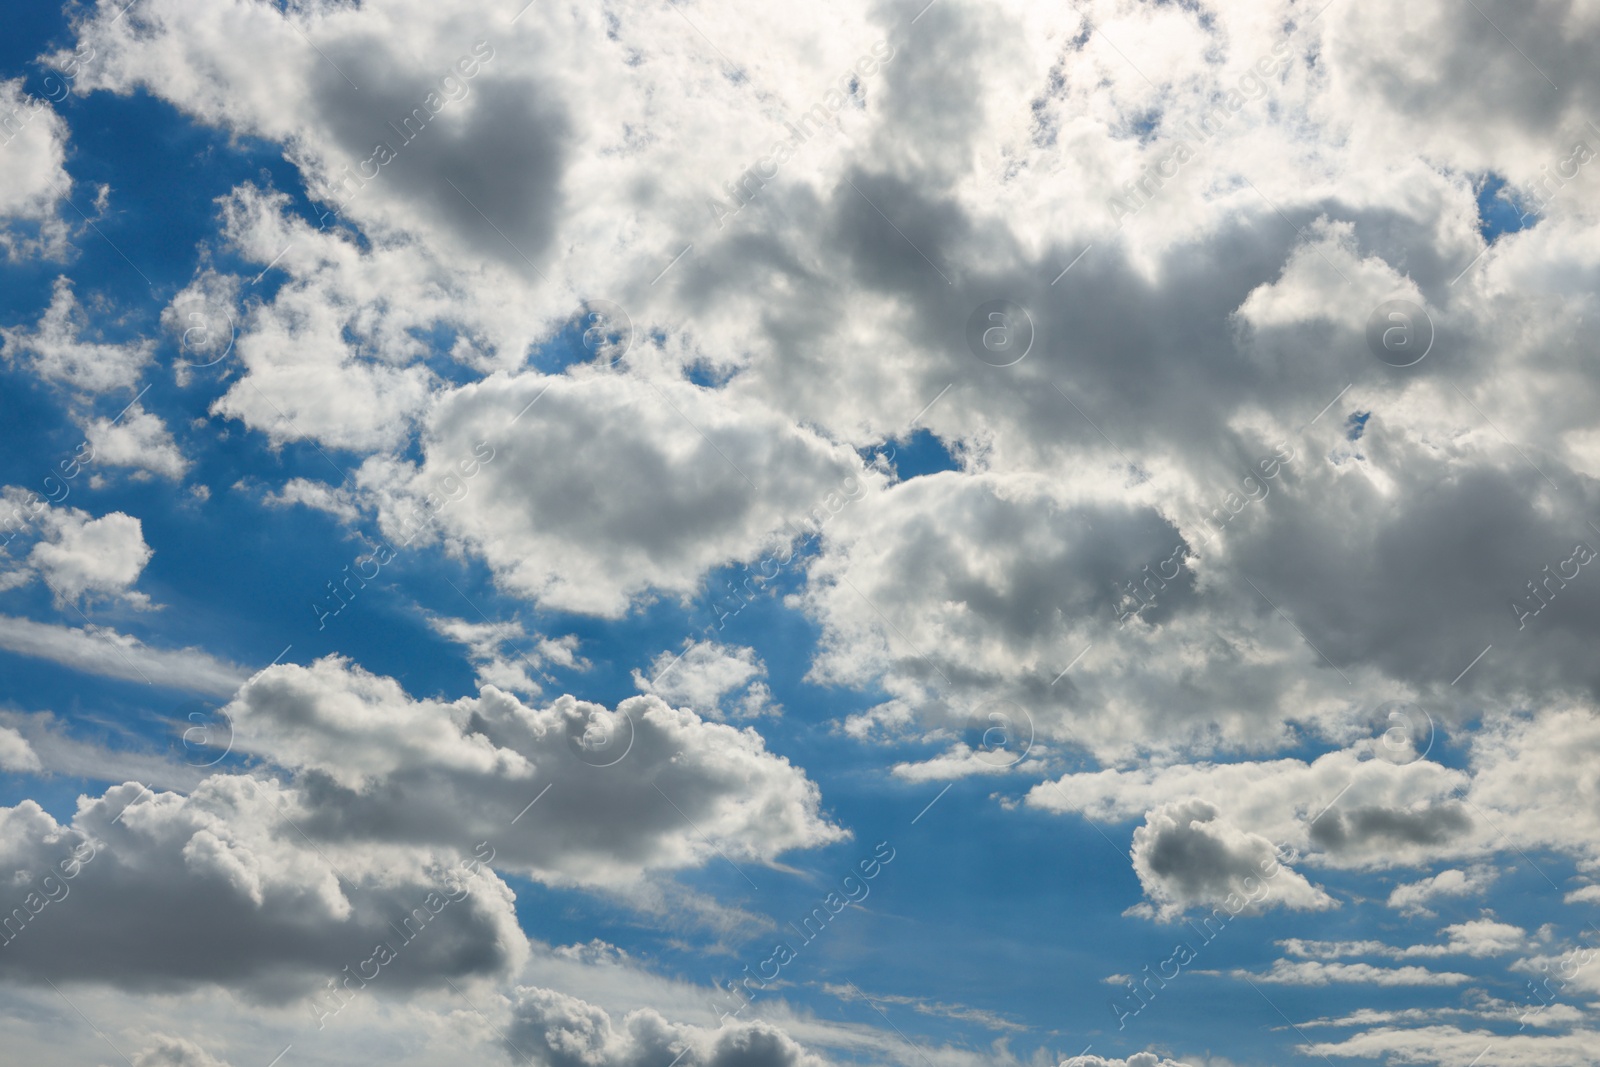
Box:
xmin=1128 ymin=799 xmax=1335 ymax=920
xmin=1387 ymin=867 xmax=1500 ymax=918
xmin=1279 ymin=919 xmax=1526 ymax=960
xmin=505 ymin=986 xmax=831 ymax=1067
xmin=1231 ymin=961 xmax=1473 ymax=987
xmin=258 ymin=477 xmax=362 ymax=525
xmin=634 ymin=640 xmax=778 ymax=719
xmin=0 ymin=724 xmax=40 ymax=772
xmin=362 ymin=373 xmax=867 ymax=618
xmin=0 ymin=614 xmax=249 ymax=695
xmin=130 ymin=1034 xmax=234 ymax=1067
xmin=427 ymin=614 xmax=583 ymax=698
xmin=0 ymin=779 xmax=527 ymax=996
xmin=0 ymin=79 xmax=71 ymax=256
xmin=22 ymin=504 xmax=154 ymax=608
xmin=1300 ymin=1025 xmax=1600 ymax=1066
xmin=83 ymin=404 xmax=192 ymax=480
xmin=1 ymin=277 xmax=151 ymax=393
xmin=220 ymin=656 xmax=846 ymax=886
xmin=1025 ymin=742 xmax=1474 ymax=871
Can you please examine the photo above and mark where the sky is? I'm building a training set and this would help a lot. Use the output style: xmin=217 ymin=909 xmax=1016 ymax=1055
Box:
xmin=0 ymin=1 xmax=1599 ymax=1066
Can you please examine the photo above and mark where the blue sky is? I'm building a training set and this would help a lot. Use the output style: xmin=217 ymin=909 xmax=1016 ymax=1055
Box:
xmin=2 ymin=3 xmax=1600 ymax=1067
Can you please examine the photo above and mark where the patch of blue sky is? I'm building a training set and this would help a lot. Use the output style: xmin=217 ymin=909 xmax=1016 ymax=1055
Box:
xmin=1477 ymin=172 xmax=1534 ymax=243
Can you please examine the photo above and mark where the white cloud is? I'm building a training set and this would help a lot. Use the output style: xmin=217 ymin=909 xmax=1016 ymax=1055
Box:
xmin=259 ymin=477 xmax=362 ymax=525
xmin=1128 ymin=799 xmax=1335 ymax=921
xmin=1387 ymin=867 xmax=1500 ymax=918
xmin=0 ymin=79 xmax=71 ymax=256
xmin=83 ymin=404 xmax=191 ymax=480
xmin=220 ymin=656 xmax=847 ymax=886
xmin=0 ymin=779 xmax=528 ymax=994
xmin=634 ymin=640 xmax=778 ymax=719
xmin=27 ymin=505 xmax=154 ymax=607
xmin=1231 ymin=961 xmax=1473 ymax=987
xmin=0 ymin=277 xmax=152 ymax=393
xmin=0 ymin=614 xmax=248 ymax=694
xmin=0 ymin=724 xmax=40 ymax=772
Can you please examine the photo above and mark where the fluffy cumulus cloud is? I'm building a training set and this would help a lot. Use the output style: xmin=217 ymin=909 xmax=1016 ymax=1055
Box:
xmin=81 ymin=403 xmax=191 ymax=480
xmin=359 ymin=372 xmax=868 ymax=617
xmin=634 ymin=640 xmax=778 ymax=720
xmin=1 ymin=277 xmax=152 ymax=393
xmin=0 ymin=496 xmax=155 ymax=607
xmin=0 ymin=79 xmax=72 ymax=255
xmin=1126 ymin=799 xmax=1335 ymax=920
xmin=0 ymin=724 xmax=41 ymax=772
xmin=219 ymin=656 xmax=845 ymax=886
xmin=0 ymin=779 xmax=527 ymax=995
xmin=504 ymin=987 xmax=831 ymax=1067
